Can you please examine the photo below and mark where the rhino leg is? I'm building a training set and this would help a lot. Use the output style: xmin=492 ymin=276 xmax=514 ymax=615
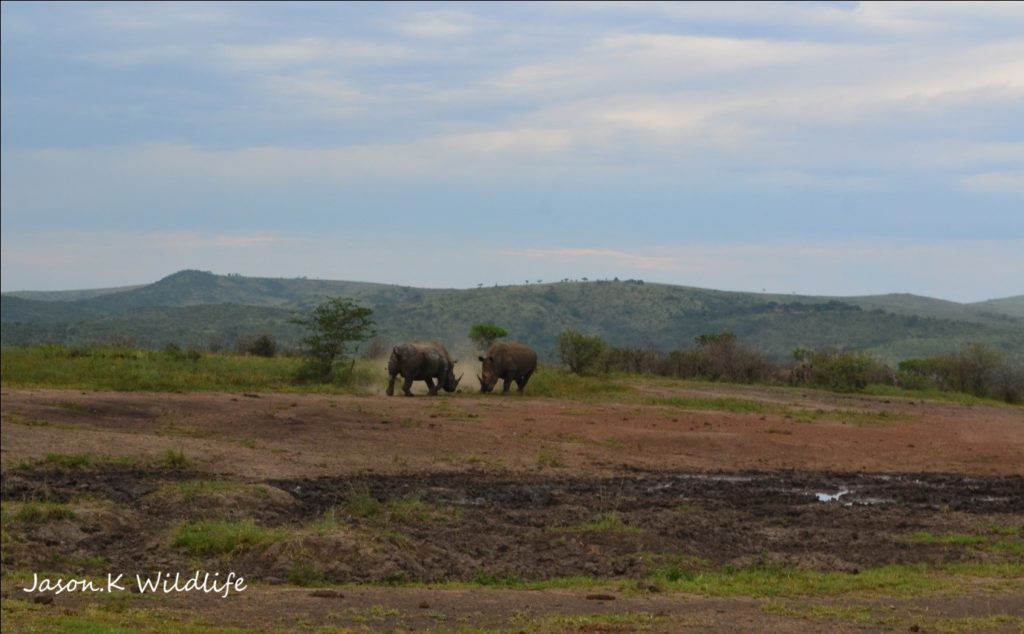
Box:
xmin=425 ymin=377 xmax=439 ymax=396
xmin=386 ymin=373 xmax=397 ymax=396
xmin=501 ymin=377 xmax=512 ymax=394
xmin=515 ymin=371 xmax=532 ymax=393
xmin=402 ymin=377 xmax=415 ymax=397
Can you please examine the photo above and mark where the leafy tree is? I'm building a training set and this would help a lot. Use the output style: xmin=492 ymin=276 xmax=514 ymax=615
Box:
xmin=557 ymin=329 xmax=606 ymax=375
xmin=469 ymin=323 xmax=508 ymax=351
xmin=291 ymin=297 xmax=375 ymax=381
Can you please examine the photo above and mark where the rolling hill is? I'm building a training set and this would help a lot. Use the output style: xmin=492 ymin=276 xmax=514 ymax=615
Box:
xmin=3 ymin=270 xmax=1022 ymax=363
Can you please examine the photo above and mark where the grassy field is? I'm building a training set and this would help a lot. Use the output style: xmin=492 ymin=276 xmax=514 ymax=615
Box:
xmin=3 ymin=345 xmax=1014 ymax=410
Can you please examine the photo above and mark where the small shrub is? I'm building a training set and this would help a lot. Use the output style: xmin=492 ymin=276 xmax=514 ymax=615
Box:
xmin=343 ymin=483 xmax=381 ymax=518
xmin=557 ymin=330 xmax=606 ymax=375
xmin=161 ymin=448 xmax=190 ymax=469
xmin=288 ymin=562 xmax=327 ymax=587
xmin=231 ymin=334 xmax=274 ymax=357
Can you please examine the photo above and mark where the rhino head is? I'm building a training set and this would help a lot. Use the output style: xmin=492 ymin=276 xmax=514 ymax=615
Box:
xmin=442 ymin=360 xmax=463 ymax=393
xmin=477 ymin=355 xmax=498 ymax=393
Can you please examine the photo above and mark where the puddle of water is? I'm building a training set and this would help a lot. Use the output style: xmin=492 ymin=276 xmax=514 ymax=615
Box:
xmin=815 ymin=490 xmax=849 ymax=503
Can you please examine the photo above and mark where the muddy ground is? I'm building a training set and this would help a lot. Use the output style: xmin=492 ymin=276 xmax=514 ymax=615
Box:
xmin=1 ymin=384 xmax=1022 ymax=632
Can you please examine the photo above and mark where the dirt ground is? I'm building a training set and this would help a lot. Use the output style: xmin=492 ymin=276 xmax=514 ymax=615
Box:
xmin=1 ymin=382 xmax=1022 ymax=632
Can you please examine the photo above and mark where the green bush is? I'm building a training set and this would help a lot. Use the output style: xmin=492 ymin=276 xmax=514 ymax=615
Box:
xmin=899 ymin=344 xmax=1023 ymax=403
xmin=793 ymin=349 xmax=893 ymax=392
xmin=557 ymin=330 xmax=607 ymax=375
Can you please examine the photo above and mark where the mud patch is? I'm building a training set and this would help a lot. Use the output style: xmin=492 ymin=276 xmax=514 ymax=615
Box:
xmin=4 ymin=466 xmax=1020 ymax=585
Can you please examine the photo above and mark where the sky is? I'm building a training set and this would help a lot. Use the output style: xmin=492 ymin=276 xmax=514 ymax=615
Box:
xmin=2 ymin=1 xmax=1022 ymax=302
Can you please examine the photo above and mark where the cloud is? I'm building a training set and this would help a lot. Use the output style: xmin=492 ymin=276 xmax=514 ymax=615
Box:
xmin=216 ymin=37 xmax=417 ymax=71
xmin=960 ymin=171 xmax=1024 ymax=194
xmin=396 ymin=10 xmax=480 ymax=38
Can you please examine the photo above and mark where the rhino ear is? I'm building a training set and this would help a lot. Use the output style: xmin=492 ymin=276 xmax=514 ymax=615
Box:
xmin=478 ymin=356 xmax=485 ymax=362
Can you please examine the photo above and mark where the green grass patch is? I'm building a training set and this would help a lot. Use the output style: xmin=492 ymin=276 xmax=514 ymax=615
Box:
xmin=160 ymin=448 xmax=190 ymax=469
xmin=649 ymin=562 xmax=1024 ymax=598
xmin=1 ymin=501 xmax=76 ymax=524
xmin=287 ymin=562 xmax=328 ymax=587
xmin=1 ymin=345 xmax=383 ymax=394
xmin=171 ymin=520 xmax=285 ymax=557
xmin=560 ymin=512 xmax=641 ymax=534
xmin=342 ymin=483 xmax=382 ymax=518
xmin=0 ymin=599 xmax=251 ymax=633
xmin=156 ymin=480 xmax=270 ymax=501
xmin=40 ymin=452 xmax=94 ymax=468
xmin=864 ymin=383 xmax=1018 ymax=407
xmin=524 ymin=367 xmax=631 ymax=399
xmin=904 ymin=531 xmax=1023 ymax=556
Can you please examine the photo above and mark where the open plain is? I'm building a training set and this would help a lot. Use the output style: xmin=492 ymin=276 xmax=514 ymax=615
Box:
xmin=2 ymin=379 xmax=1022 ymax=632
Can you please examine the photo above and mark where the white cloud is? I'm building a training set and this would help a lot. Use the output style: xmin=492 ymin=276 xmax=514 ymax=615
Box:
xmin=396 ymin=10 xmax=480 ymax=38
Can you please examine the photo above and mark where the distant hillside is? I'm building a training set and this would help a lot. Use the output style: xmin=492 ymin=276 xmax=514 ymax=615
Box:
xmin=4 ymin=284 xmax=146 ymax=302
xmin=3 ymin=270 xmax=1022 ymax=363
xmin=968 ymin=296 xmax=1024 ymax=319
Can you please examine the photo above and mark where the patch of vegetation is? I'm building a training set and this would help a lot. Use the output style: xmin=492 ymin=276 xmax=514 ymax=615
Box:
xmin=160 ymin=448 xmax=190 ymax=469
xmin=525 ymin=367 xmax=630 ymax=399
xmin=905 ymin=530 xmax=1023 ymax=556
xmin=342 ymin=483 xmax=382 ymax=519
xmin=2 ymin=411 xmax=50 ymax=426
xmin=291 ymin=296 xmax=375 ymax=383
xmin=536 ymin=448 xmax=565 ymax=469
xmin=0 ymin=598 xmax=250 ymax=633
xmin=0 ymin=345 xmax=384 ymax=394
xmin=761 ymin=601 xmax=897 ymax=626
xmin=1 ymin=501 xmax=76 ymax=523
xmin=156 ymin=480 xmax=270 ymax=502
xmin=287 ymin=562 xmax=328 ymax=587
xmin=469 ymin=322 xmax=508 ymax=351
xmin=647 ymin=562 xmax=1024 ymax=598
xmin=43 ymin=452 xmax=94 ymax=468
xmin=560 ymin=512 xmax=641 ymax=534
xmin=529 ymin=611 xmax=662 ymax=631
xmin=171 ymin=520 xmax=286 ymax=557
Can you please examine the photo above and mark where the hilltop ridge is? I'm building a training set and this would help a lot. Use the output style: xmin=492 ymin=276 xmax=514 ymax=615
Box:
xmin=3 ymin=270 xmax=1022 ymax=362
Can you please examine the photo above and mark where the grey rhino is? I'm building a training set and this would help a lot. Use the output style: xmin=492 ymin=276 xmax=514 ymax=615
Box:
xmin=478 ymin=341 xmax=537 ymax=394
xmin=386 ymin=342 xmax=462 ymax=396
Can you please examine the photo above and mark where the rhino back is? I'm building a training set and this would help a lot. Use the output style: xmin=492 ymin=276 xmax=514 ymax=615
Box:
xmin=396 ymin=341 xmax=451 ymax=379
xmin=488 ymin=341 xmax=537 ymax=374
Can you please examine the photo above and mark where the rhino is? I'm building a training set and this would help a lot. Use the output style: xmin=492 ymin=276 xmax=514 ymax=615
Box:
xmin=386 ymin=341 xmax=462 ymax=397
xmin=478 ymin=341 xmax=538 ymax=394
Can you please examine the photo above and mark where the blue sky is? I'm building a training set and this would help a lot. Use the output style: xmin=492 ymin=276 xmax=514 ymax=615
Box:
xmin=2 ymin=1 xmax=1022 ymax=301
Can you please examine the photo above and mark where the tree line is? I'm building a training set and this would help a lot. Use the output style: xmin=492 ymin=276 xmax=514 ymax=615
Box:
xmin=218 ymin=296 xmax=1024 ymax=403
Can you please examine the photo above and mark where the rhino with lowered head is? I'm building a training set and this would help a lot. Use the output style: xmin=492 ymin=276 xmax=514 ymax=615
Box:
xmin=386 ymin=342 xmax=462 ymax=396
xmin=478 ymin=341 xmax=537 ymax=394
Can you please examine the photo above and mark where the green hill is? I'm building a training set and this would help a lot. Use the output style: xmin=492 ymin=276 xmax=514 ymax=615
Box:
xmin=968 ymin=296 xmax=1024 ymax=319
xmin=2 ymin=270 xmax=1021 ymax=363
